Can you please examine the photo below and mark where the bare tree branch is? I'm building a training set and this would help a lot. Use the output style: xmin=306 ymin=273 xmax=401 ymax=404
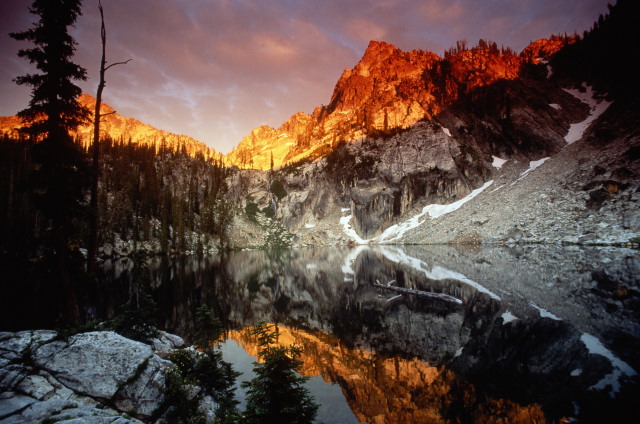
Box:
xmin=105 ymin=58 xmax=132 ymax=71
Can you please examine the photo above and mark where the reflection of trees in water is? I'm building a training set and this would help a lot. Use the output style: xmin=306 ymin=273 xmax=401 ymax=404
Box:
xmin=97 ymin=245 xmax=639 ymax=422
xmin=230 ymin=324 xmax=547 ymax=424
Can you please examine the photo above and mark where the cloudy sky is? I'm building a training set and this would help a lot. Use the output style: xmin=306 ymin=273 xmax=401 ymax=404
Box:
xmin=1 ymin=0 xmax=610 ymax=153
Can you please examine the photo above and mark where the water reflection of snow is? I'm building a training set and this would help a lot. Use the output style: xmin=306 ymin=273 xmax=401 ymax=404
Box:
xmin=529 ymin=302 xmax=561 ymax=320
xmin=580 ymin=333 xmax=637 ymax=397
xmin=341 ymin=245 xmax=367 ymax=282
xmin=374 ymin=246 xmax=501 ymax=300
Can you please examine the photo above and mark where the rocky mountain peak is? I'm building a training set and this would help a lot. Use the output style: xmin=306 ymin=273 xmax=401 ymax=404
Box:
xmin=359 ymin=40 xmax=398 ymax=66
xmin=78 ymin=93 xmax=115 ymax=115
xmin=0 ymin=94 xmax=219 ymax=161
xmin=520 ymin=35 xmax=578 ymax=63
xmin=227 ymin=38 xmax=538 ymax=170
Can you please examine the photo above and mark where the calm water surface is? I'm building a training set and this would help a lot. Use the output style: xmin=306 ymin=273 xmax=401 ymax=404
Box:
xmin=99 ymin=245 xmax=640 ymax=423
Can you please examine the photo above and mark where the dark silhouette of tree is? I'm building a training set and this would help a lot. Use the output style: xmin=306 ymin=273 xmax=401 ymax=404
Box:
xmin=10 ymin=0 xmax=90 ymax=325
xmin=242 ymin=322 xmax=318 ymax=424
xmin=551 ymin=0 xmax=640 ymax=100
xmin=87 ymin=0 xmax=131 ymax=274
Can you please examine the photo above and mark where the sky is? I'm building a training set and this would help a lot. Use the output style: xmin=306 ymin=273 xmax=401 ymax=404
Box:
xmin=0 ymin=0 xmax=611 ymax=153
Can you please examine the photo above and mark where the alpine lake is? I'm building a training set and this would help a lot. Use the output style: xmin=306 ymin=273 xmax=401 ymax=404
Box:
xmin=97 ymin=245 xmax=640 ymax=423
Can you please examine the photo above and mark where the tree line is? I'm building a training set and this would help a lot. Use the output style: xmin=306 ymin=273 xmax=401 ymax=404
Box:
xmin=0 ymin=0 xmax=231 ymax=329
xmin=0 ymin=132 xmax=231 ymax=326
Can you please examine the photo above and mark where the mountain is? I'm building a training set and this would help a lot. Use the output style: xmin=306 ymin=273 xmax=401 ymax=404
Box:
xmin=225 ymin=0 xmax=640 ymax=246
xmin=225 ymin=37 xmax=571 ymax=171
xmin=0 ymin=94 xmax=220 ymax=161
xmin=1 ymin=0 xmax=638 ymax=250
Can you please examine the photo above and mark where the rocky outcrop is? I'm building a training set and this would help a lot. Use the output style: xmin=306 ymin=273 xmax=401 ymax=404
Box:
xmin=0 ymin=330 xmax=185 ymax=423
xmin=222 ymin=31 xmax=621 ymax=241
xmin=225 ymin=36 xmax=577 ymax=173
xmin=228 ymin=72 xmax=639 ymax=243
xmin=226 ymin=38 xmax=540 ymax=171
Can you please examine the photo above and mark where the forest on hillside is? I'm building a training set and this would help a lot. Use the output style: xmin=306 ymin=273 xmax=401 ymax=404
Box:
xmin=0 ymin=133 xmax=233 ymax=327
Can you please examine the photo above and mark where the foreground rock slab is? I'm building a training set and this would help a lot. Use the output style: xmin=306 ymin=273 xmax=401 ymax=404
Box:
xmin=0 ymin=330 xmax=184 ymax=423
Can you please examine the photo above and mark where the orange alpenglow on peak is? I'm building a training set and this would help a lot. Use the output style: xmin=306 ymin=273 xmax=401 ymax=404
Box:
xmin=230 ymin=325 xmax=547 ymax=423
xmin=0 ymin=94 xmax=220 ymax=161
xmin=226 ymin=37 xmax=560 ymax=171
xmin=0 ymin=37 xmax=573 ymax=171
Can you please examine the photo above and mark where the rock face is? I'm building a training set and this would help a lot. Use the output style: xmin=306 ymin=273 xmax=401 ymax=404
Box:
xmin=0 ymin=330 xmax=184 ymax=423
xmin=221 ymin=28 xmax=639 ymax=243
xmin=225 ymin=37 xmax=571 ymax=171
xmin=232 ymin=72 xmax=610 ymax=241
xmin=231 ymin=84 xmax=638 ymax=245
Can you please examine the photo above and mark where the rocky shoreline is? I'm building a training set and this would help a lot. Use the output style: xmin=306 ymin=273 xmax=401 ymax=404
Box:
xmin=0 ymin=330 xmax=188 ymax=424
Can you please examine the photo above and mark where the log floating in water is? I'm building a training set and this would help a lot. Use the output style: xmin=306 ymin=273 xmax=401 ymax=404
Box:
xmin=374 ymin=280 xmax=463 ymax=304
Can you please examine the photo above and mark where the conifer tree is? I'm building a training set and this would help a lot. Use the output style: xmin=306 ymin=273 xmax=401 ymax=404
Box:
xmin=10 ymin=0 xmax=90 ymax=325
xmin=242 ymin=322 xmax=318 ymax=424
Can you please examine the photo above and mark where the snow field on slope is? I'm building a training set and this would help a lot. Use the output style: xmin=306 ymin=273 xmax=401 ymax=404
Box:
xmin=563 ymin=84 xmax=612 ymax=144
xmin=340 ymin=180 xmax=494 ymax=245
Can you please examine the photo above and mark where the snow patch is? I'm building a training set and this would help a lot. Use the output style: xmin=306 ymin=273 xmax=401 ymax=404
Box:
xmin=454 ymin=347 xmax=464 ymax=358
xmin=339 ymin=215 xmax=368 ymax=245
xmin=563 ymin=84 xmax=612 ymax=144
xmin=501 ymin=311 xmax=518 ymax=324
xmin=491 ymin=156 xmax=507 ymax=169
xmin=511 ymin=157 xmax=550 ymax=185
xmin=549 ymin=103 xmax=561 ymax=110
xmin=571 ymin=368 xmax=582 ymax=377
xmin=373 ymin=181 xmax=493 ymax=243
xmin=442 ymin=127 xmax=452 ymax=137
xmin=580 ymin=333 xmax=637 ymax=396
xmin=529 ymin=302 xmax=561 ymax=320
xmin=489 ymin=184 xmax=504 ymax=193
xmin=304 ymin=223 xmax=315 ymax=229
xmin=340 ymin=208 xmax=350 ymax=213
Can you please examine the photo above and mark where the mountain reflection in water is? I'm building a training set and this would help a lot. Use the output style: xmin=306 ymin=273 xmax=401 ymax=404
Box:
xmin=98 ymin=245 xmax=639 ymax=423
xmin=227 ymin=324 xmax=546 ymax=424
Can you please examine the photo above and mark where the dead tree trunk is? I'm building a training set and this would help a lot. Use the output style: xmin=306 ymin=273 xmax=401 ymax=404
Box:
xmin=87 ymin=0 xmax=130 ymax=274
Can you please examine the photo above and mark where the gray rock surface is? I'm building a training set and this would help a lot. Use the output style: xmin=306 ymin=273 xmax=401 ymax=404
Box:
xmin=225 ymin=79 xmax=639 ymax=249
xmin=150 ymin=330 xmax=185 ymax=358
xmin=33 ymin=331 xmax=153 ymax=400
xmin=0 ymin=330 xmax=185 ymax=423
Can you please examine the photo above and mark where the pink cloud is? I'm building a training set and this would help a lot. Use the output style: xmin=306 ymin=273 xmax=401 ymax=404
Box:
xmin=0 ymin=0 xmax=611 ymax=153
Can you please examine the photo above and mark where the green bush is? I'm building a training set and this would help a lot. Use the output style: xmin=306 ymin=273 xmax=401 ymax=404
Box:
xmin=245 ymin=200 xmax=259 ymax=223
xmin=261 ymin=206 xmax=275 ymax=219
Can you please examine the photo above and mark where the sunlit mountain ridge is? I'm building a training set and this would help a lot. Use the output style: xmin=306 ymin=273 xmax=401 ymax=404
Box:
xmin=225 ymin=36 xmax=574 ymax=170
xmin=1 ymin=36 xmax=571 ymax=171
xmin=0 ymin=94 xmax=221 ymax=161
